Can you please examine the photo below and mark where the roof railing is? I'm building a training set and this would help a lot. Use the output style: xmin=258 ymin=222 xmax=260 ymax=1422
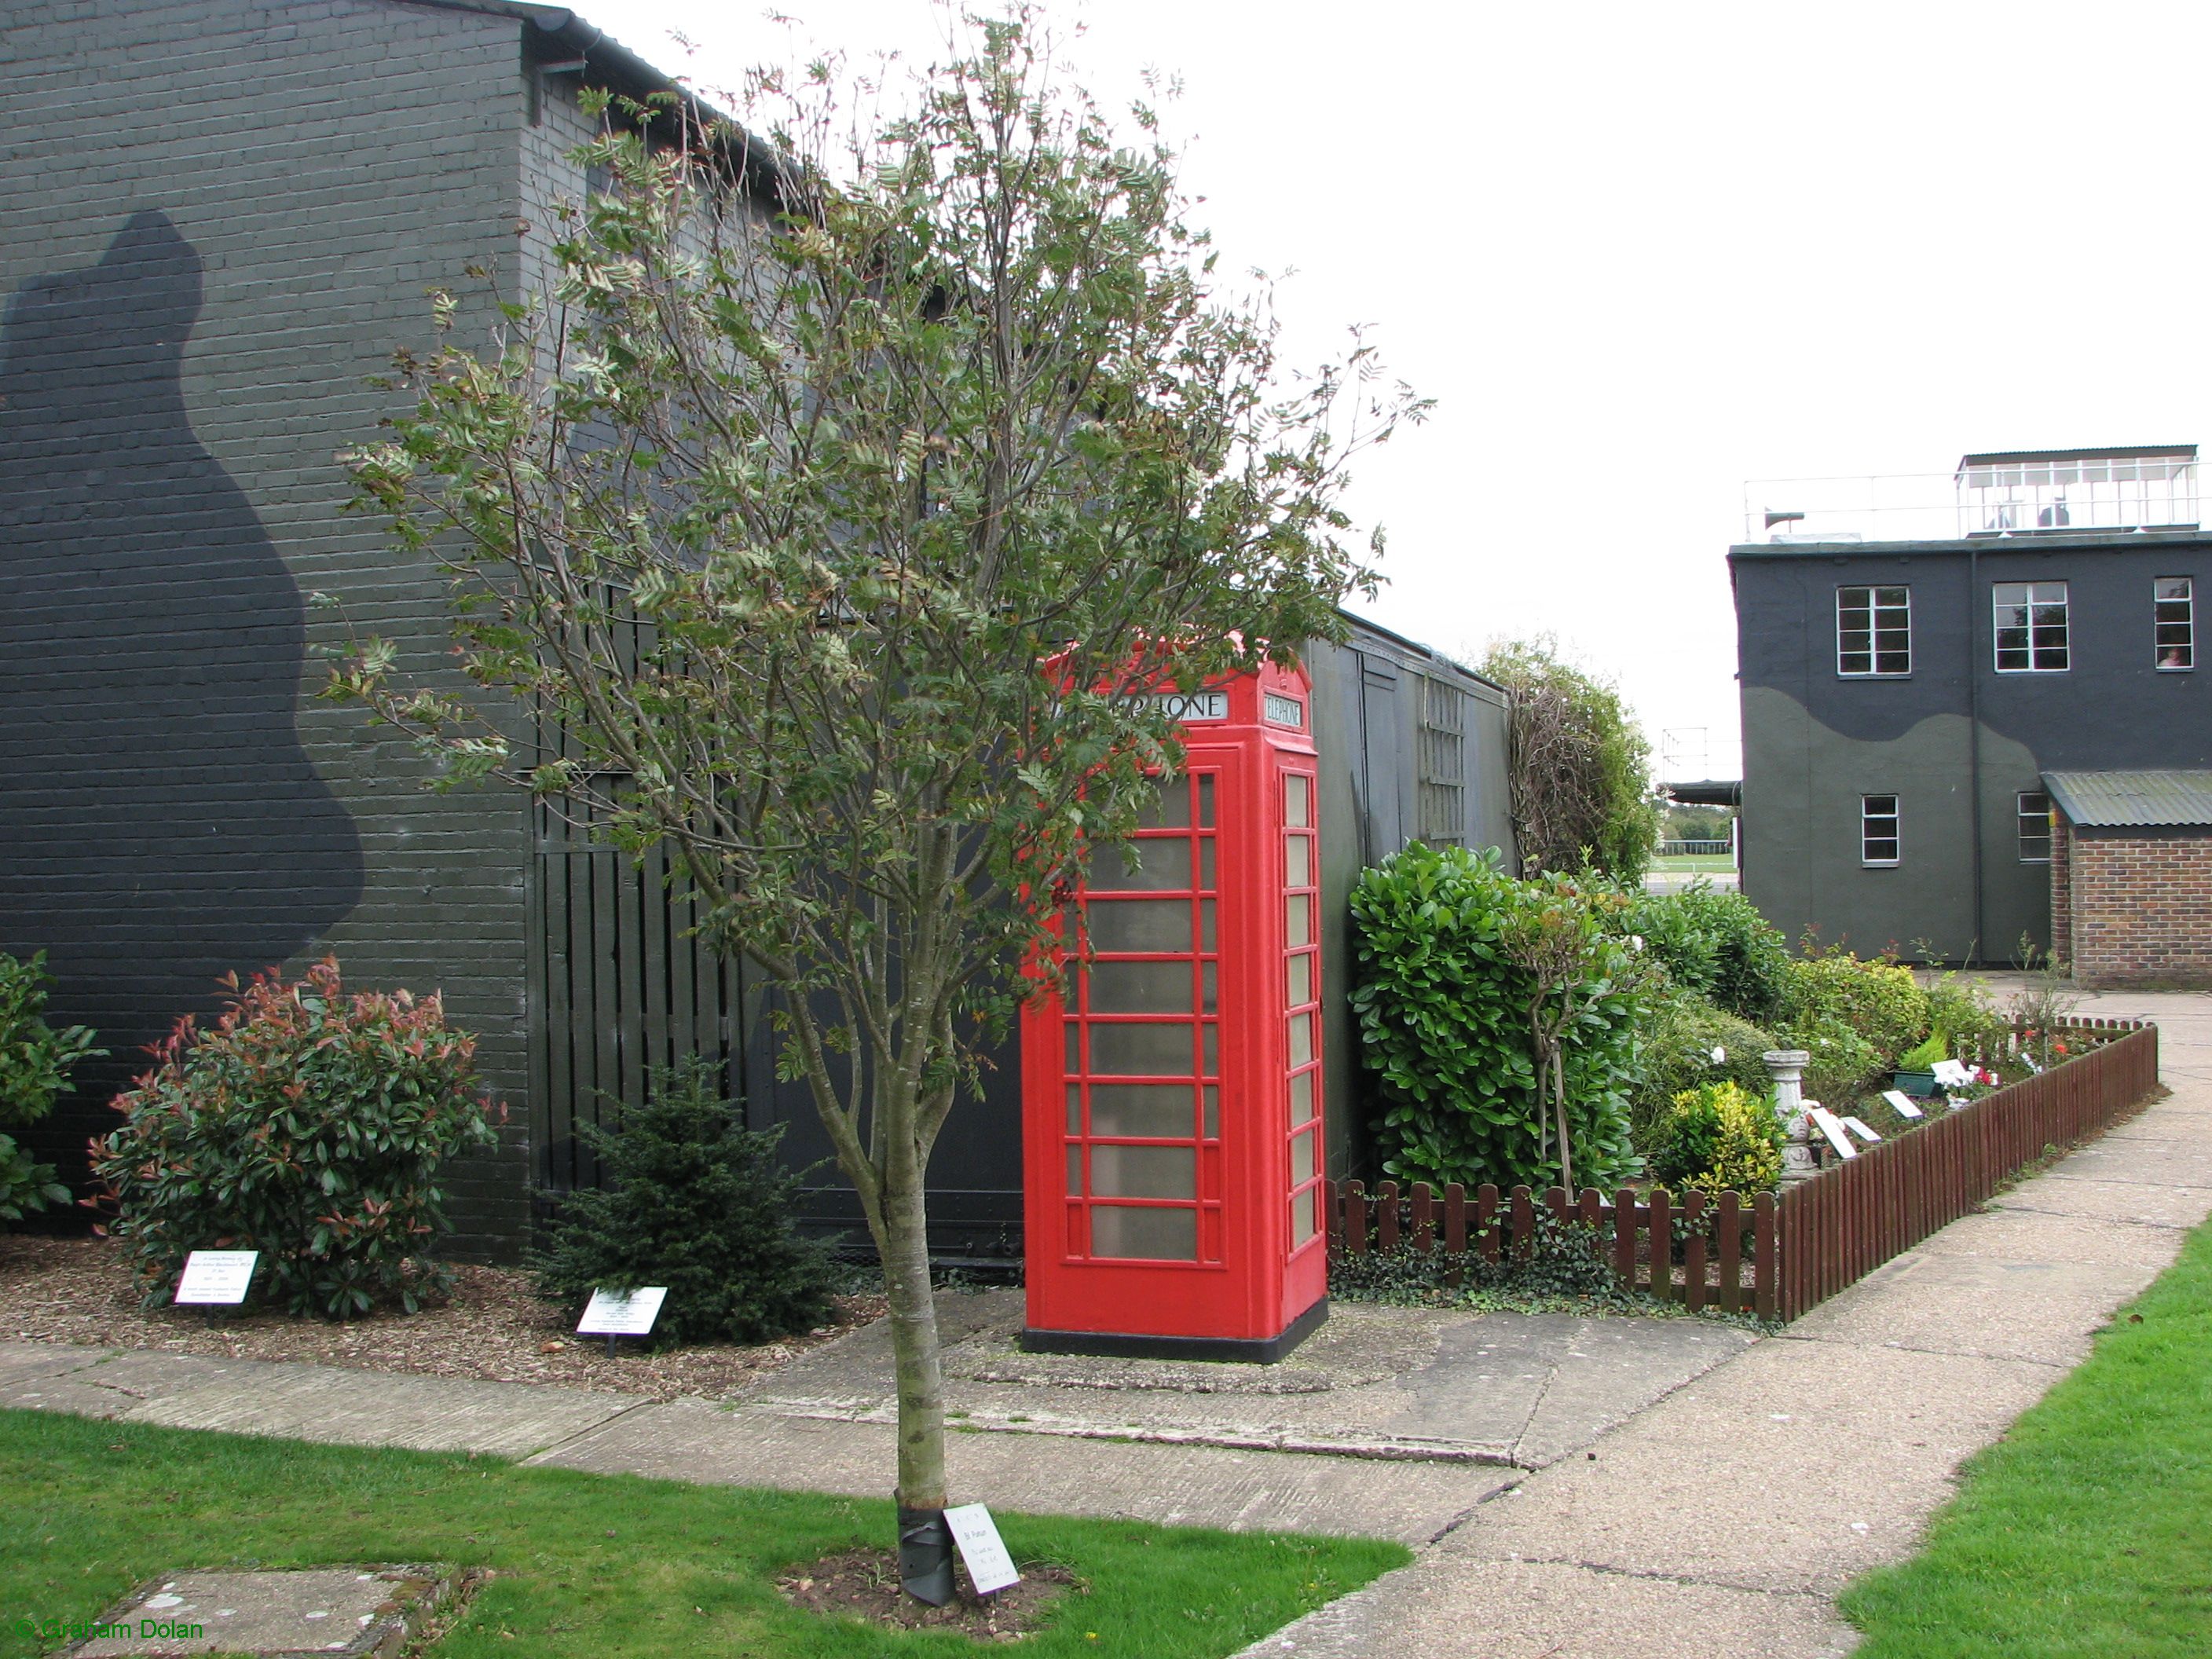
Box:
xmin=1744 ymin=458 xmax=2200 ymax=544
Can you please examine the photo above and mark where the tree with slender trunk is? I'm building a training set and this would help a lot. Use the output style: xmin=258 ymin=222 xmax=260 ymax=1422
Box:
xmin=332 ymin=6 xmax=1422 ymax=1601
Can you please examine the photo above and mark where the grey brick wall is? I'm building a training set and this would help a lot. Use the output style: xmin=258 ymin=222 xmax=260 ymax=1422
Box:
xmin=0 ymin=0 xmax=540 ymax=1255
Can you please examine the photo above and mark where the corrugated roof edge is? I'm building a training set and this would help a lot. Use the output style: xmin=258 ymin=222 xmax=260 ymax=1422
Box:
xmin=2044 ymin=769 xmax=2212 ymax=828
xmin=382 ymin=0 xmax=797 ymax=202
xmin=1337 ymin=610 xmax=1507 ymax=698
xmin=1958 ymin=445 xmax=2197 ymax=468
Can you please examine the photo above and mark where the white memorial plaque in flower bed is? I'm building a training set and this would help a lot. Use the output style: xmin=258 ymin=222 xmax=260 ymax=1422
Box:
xmin=174 ymin=1250 xmax=258 ymax=1306
xmin=1807 ymin=1107 xmax=1859 ymax=1159
xmin=577 ymin=1287 xmax=667 ymax=1337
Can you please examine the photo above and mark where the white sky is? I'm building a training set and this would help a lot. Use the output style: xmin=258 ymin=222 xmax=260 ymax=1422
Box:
xmin=580 ymin=0 xmax=2212 ymax=779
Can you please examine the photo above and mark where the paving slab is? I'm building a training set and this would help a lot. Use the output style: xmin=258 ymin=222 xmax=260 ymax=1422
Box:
xmin=1910 ymin=1202 xmax=2186 ymax=1270
xmin=2038 ymin=1137 xmax=2212 ymax=1187
xmin=1990 ymin=1173 xmax=2212 ymax=1229
xmin=66 ymin=1565 xmax=461 ymax=1658
xmin=745 ymin=1288 xmax=1752 ymax=1467
xmin=1784 ymin=1247 xmax=2155 ymax=1368
xmin=0 ymin=1343 xmax=633 ymax=1457
xmin=1243 ymin=1555 xmax=1855 ymax=1659
xmin=529 ymin=1395 xmax=1510 ymax=1543
xmin=1431 ymin=1339 xmax=2055 ymax=1596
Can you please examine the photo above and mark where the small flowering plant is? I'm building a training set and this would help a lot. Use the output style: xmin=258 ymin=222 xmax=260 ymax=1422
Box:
xmin=88 ymin=958 xmax=500 ymax=1318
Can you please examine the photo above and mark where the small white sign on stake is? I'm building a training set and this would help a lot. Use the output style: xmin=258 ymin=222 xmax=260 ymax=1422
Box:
xmin=577 ymin=1287 xmax=667 ymax=1338
xmin=174 ymin=1250 xmax=258 ymax=1306
xmin=1932 ymin=1059 xmax=1976 ymax=1090
xmin=943 ymin=1503 xmax=1021 ymax=1596
xmin=1841 ymin=1116 xmax=1882 ymax=1143
xmin=1881 ymin=1090 xmax=1925 ymax=1120
xmin=1807 ymin=1108 xmax=1859 ymax=1159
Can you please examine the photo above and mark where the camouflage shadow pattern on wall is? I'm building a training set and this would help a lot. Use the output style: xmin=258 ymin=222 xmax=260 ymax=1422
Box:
xmin=0 ymin=210 xmax=364 ymax=1185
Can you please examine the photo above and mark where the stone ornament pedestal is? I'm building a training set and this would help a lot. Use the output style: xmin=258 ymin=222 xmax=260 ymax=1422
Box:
xmin=1763 ymin=1049 xmax=1819 ymax=1183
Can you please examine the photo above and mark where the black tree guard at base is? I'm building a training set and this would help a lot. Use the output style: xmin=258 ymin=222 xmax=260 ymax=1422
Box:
xmin=896 ymin=1503 xmax=955 ymax=1606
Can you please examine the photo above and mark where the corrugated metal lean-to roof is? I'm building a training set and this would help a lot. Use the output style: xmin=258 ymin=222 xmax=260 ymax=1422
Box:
xmin=2043 ymin=770 xmax=2212 ymax=828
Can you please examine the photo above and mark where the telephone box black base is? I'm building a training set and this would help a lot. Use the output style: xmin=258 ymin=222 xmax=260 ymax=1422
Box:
xmin=1020 ymin=1297 xmax=1328 ymax=1365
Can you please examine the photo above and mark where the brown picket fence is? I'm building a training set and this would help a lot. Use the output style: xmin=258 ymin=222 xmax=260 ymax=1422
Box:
xmin=1331 ymin=1016 xmax=2161 ymax=1324
xmin=1773 ymin=1016 xmax=2158 ymax=1319
xmin=1328 ymin=1174 xmax=1779 ymax=1316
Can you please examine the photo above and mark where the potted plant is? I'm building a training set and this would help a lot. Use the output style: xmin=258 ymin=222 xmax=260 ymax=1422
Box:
xmin=1892 ymin=1030 xmax=1946 ymax=1097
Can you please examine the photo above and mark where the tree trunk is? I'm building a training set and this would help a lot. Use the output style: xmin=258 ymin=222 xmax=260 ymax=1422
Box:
xmin=1551 ymin=1048 xmax=1575 ymax=1193
xmin=880 ymin=1138 xmax=954 ymax=1602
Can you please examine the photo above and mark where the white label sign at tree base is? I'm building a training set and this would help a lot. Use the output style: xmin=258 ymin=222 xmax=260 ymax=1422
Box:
xmin=1881 ymin=1090 xmax=1926 ymax=1119
xmin=1932 ymin=1059 xmax=1976 ymax=1090
xmin=577 ymin=1287 xmax=667 ymax=1337
xmin=1842 ymin=1116 xmax=1882 ymax=1143
xmin=943 ymin=1503 xmax=1021 ymax=1595
xmin=174 ymin=1250 xmax=258 ymax=1306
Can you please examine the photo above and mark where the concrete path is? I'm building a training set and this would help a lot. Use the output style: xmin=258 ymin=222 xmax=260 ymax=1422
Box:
xmin=0 ymin=1343 xmax=639 ymax=1459
xmin=1237 ymin=987 xmax=2212 ymax=1657
xmin=714 ymin=1288 xmax=1753 ymax=1468
xmin=0 ymin=1292 xmax=1752 ymax=1548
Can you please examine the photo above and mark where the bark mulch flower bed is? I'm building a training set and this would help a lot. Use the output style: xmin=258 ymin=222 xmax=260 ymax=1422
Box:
xmin=779 ymin=1547 xmax=1077 ymax=1642
xmin=0 ymin=1234 xmax=883 ymax=1402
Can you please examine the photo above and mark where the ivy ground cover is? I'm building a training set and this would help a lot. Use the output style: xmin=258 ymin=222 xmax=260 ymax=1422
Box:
xmin=0 ymin=1411 xmax=1404 ymax=1657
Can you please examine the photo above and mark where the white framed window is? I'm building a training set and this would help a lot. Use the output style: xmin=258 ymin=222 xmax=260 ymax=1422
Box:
xmin=1860 ymin=794 xmax=1900 ymax=866
xmin=1837 ymin=584 xmax=1911 ymax=676
xmin=1993 ymin=580 xmax=2070 ymax=672
xmin=2017 ymin=791 xmax=2051 ymax=863
xmin=2155 ymin=577 xmax=2194 ymax=670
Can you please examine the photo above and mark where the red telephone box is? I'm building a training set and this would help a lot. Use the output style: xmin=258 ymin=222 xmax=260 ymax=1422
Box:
xmin=1020 ymin=661 xmax=1328 ymax=1361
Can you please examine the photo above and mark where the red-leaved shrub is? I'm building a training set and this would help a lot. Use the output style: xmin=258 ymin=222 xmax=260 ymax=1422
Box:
xmin=90 ymin=958 xmax=500 ymax=1317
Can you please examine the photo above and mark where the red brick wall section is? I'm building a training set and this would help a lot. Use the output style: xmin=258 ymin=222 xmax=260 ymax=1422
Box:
xmin=2067 ymin=828 xmax=2212 ymax=987
xmin=2050 ymin=818 xmax=2072 ymax=969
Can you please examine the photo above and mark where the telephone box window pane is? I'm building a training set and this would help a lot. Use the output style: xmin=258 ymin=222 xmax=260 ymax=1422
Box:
xmin=1087 ymin=959 xmax=1196 ymax=1014
xmin=1199 ymin=899 xmax=1217 ymax=951
xmin=1286 ymin=774 xmax=1311 ymax=827
xmin=1291 ymin=1192 xmax=1317 ymax=1247
xmin=1286 ymin=952 xmax=1311 ymax=1007
xmin=1201 ymin=960 xmax=1218 ymax=1013
xmin=1065 ymin=1083 xmax=1082 ymax=1134
xmin=1064 ymin=1022 xmax=1079 ymax=1073
xmin=1203 ymin=1085 xmax=1219 ymax=1137
xmin=1089 ymin=1082 xmax=1192 ymax=1138
xmin=1286 ymin=893 xmax=1312 ymax=947
xmin=1090 ymin=1204 xmax=1197 ymax=1261
xmin=1196 ymin=774 xmax=1216 ymax=827
xmin=1199 ymin=840 xmax=1216 ymax=890
xmin=1284 ymin=833 xmax=1311 ymax=888
xmin=1087 ymin=899 xmax=1191 ymax=954
xmin=1290 ymin=1069 xmax=1315 ymax=1125
xmin=1290 ymin=1129 xmax=1317 ymax=1185
xmin=1289 ymin=1011 xmax=1313 ymax=1067
xmin=1090 ymin=1021 xmax=1196 ymax=1077
xmin=1065 ymin=1144 xmax=1082 ymax=1195
xmin=1092 ymin=837 xmax=1192 ymax=892
xmin=1137 ymin=786 xmax=1191 ymax=830
xmin=1090 ymin=1144 xmax=1196 ymax=1199
xmin=1201 ymin=1023 xmax=1218 ymax=1075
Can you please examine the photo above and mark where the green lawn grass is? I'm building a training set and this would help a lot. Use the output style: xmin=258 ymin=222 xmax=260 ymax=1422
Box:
xmin=1650 ymin=853 xmax=1735 ymax=873
xmin=0 ymin=1410 xmax=1405 ymax=1657
xmin=1840 ymin=1211 xmax=2212 ymax=1656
